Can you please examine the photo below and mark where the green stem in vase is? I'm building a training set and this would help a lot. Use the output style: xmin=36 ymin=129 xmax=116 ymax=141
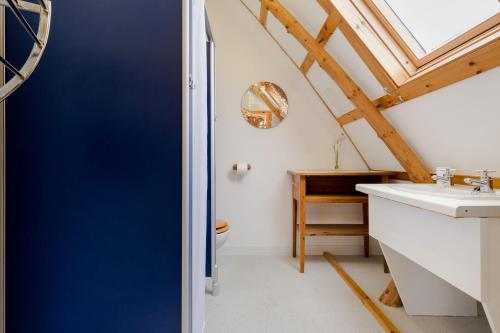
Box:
xmin=333 ymin=132 xmax=345 ymax=170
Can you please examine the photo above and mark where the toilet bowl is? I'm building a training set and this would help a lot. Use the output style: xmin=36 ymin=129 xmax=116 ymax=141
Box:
xmin=216 ymin=219 xmax=230 ymax=249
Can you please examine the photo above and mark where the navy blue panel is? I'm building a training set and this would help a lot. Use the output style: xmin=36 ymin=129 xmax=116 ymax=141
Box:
xmin=6 ymin=1 xmax=183 ymax=332
xmin=205 ymin=40 xmax=212 ymax=277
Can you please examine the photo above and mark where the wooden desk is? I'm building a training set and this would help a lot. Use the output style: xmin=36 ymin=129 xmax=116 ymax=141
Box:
xmin=287 ymin=170 xmax=394 ymax=273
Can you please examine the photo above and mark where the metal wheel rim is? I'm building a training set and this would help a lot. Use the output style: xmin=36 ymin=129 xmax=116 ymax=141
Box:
xmin=0 ymin=0 xmax=51 ymax=102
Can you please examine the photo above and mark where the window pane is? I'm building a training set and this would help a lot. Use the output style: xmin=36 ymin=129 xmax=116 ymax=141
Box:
xmin=383 ymin=0 xmax=500 ymax=53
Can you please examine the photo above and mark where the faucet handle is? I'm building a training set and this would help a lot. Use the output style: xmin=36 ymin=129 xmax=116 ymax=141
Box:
xmin=475 ymin=170 xmax=496 ymax=184
xmin=432 ymin=167 xmax=455 ymax=187
xmin=435 ymin=167 xmax=455 ymax=177
xmin=476 ymin=170 xmax=496 ymax=177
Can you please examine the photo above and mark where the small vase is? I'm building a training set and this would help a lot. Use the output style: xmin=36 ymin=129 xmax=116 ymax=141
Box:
xmin=334 ymin=150 xmax=340 ymax=170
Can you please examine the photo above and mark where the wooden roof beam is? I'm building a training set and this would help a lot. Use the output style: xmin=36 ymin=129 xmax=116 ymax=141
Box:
xmin=338 ymin=95 xmax=398 ymax=126
xmin=338 ymin=37 xmax=500 ymax=126
xmin=300 ymin=14 xmax=341 ymax=74
xmin=317 ymin=0 xmax=410 ymax=92
xmin=261 ymin=0 xmax=432 ymax=183
xmin=259 ymin=0 xmax=269 ymax=26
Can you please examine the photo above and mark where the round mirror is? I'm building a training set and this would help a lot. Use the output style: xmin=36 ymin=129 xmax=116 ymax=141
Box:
xmin=241 ymin=82 xmax=288 ymax=129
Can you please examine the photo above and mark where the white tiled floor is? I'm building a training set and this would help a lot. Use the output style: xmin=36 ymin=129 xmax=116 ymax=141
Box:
xmin=205 ymin=255 xmax=491 ymax=333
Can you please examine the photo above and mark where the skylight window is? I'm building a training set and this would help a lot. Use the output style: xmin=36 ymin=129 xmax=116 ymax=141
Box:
xmin=367 ymin=0 xmax=500 ymax=66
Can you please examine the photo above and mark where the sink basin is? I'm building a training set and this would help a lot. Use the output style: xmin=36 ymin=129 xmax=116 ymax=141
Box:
xmin=356 ymin=183 xmax=500 ymax=218
xmin=389 ymin=183 xmax=500 ymax=200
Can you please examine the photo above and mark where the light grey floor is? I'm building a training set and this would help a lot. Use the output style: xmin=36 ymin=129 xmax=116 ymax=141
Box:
xmin=205 ymin=255 xmax=491 ymax=333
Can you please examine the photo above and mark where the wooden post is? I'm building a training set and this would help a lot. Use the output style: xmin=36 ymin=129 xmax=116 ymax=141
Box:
xmin=362 ymin=202 xmax=369 ymax=258
xmin=299 ymin=176 xmax=306 ymax=273
xmin=292 ymin=198 xmax=297 ymax=258
xmin=259 ymin=0 xmax=268 ymax=25
xmin=379 ymin=279 xmax=402 ymax=308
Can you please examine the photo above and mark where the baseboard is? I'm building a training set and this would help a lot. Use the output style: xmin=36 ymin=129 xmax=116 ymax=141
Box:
xmin=217 ymin=243 xmax=382 ymax=256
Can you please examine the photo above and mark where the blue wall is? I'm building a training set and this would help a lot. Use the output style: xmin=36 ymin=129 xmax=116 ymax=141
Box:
xmin=6 ymin=1 xmax=183 ymax=332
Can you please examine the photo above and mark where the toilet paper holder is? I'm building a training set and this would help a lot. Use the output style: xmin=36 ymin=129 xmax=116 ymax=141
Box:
xmin=232 ymin=163 xmax=252 ymax=171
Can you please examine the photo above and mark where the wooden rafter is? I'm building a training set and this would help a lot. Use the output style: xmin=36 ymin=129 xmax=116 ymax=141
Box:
xmin=300 ymin=14 xmax=341 ymax=74
xmin=338 ymin=95 xmax=398 ymax=126
xmin=261 ymin=0 xmax=432 ymax=183
xmin=317 ymin=0 xmax=409 ymax=91
xmin=251 ymin=84 xmax=284 ymax=122
xmin=338 ymin=37 xmax=500 ymax=126
xmin=259 ymin=0 xmax=269 ymax=25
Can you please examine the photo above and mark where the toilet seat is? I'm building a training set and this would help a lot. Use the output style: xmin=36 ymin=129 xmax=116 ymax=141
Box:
xmin=215 ymin=219 xmax=230 ymax=250
xmin=216 ymin=219 xmax=230 ymax=234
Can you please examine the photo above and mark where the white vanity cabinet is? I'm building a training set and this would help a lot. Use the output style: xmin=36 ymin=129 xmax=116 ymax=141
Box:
xmin=356 ymin=184 xmax=500 ymax=333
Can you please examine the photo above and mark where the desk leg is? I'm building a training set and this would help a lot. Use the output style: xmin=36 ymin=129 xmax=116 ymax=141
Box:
xmin=299 ymin=197 xmax=306 ymax=273
xmin=292 ymin=198 xmax=297 ymax=258
xmin=363 ymin=202 xmax=369 ymax=258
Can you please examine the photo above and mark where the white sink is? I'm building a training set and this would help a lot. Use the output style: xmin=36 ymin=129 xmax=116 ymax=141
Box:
xmin=356 ymin=183 xmax=500 ymax=218
xmin=357 ymin=182 xmax=500 ymax=332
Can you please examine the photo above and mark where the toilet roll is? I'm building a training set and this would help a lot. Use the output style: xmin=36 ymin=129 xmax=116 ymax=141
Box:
xmin=233 ymin=163 xmax=251 ymax=174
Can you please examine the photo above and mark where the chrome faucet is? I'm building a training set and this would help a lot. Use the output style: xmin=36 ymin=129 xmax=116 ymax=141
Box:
xmin=431 ymin=167 xmax=455 ymax=187
xmin=464 ymin=170 xmax=496 ymax=193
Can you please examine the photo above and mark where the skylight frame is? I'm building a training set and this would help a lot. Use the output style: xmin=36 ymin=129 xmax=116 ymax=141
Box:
xmin=363 ymin=0 xmax=500 ymax=68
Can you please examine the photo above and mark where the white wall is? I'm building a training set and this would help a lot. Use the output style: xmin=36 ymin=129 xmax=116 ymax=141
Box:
xmin=206 ymin=0 xmax=376 ymax=256
xmin=384 ymin=67 xmax=500 ymax=174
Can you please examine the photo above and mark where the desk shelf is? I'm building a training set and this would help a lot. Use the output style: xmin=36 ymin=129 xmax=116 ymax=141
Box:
xmin=305 ymin=194 xmax=368 ymax=203
xmin=303 ymin=224 xmax=368 ymax=237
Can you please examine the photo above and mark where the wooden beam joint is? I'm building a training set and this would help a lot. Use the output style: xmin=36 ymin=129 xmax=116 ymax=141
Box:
xmin=259 ymin=0 xmax=269 ymax=25
xmin=300 ymin=14 xmax=341 ymax=74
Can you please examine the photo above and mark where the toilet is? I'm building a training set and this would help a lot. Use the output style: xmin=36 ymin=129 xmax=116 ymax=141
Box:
xmin=216 ymin=219 xmax=230 ymax=249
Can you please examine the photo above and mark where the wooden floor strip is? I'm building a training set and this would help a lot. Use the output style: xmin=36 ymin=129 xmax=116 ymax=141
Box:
xmin=323 ymin=252 xmax=401 ymax=333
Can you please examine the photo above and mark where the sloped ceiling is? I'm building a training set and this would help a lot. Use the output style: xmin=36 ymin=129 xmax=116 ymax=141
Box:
xmin=240 ymin=0 xmax=500 ymax=174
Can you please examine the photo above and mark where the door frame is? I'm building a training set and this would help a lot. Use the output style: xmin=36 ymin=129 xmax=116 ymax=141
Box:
xmin=182 ymin=0 xmax=191 ymax=332
xmin=0 ymin=6 xmax=6 ymax=333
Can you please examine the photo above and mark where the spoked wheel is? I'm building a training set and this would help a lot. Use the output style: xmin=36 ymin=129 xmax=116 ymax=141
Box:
xmin=0 ymin=0 xmax=51 ymax=102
